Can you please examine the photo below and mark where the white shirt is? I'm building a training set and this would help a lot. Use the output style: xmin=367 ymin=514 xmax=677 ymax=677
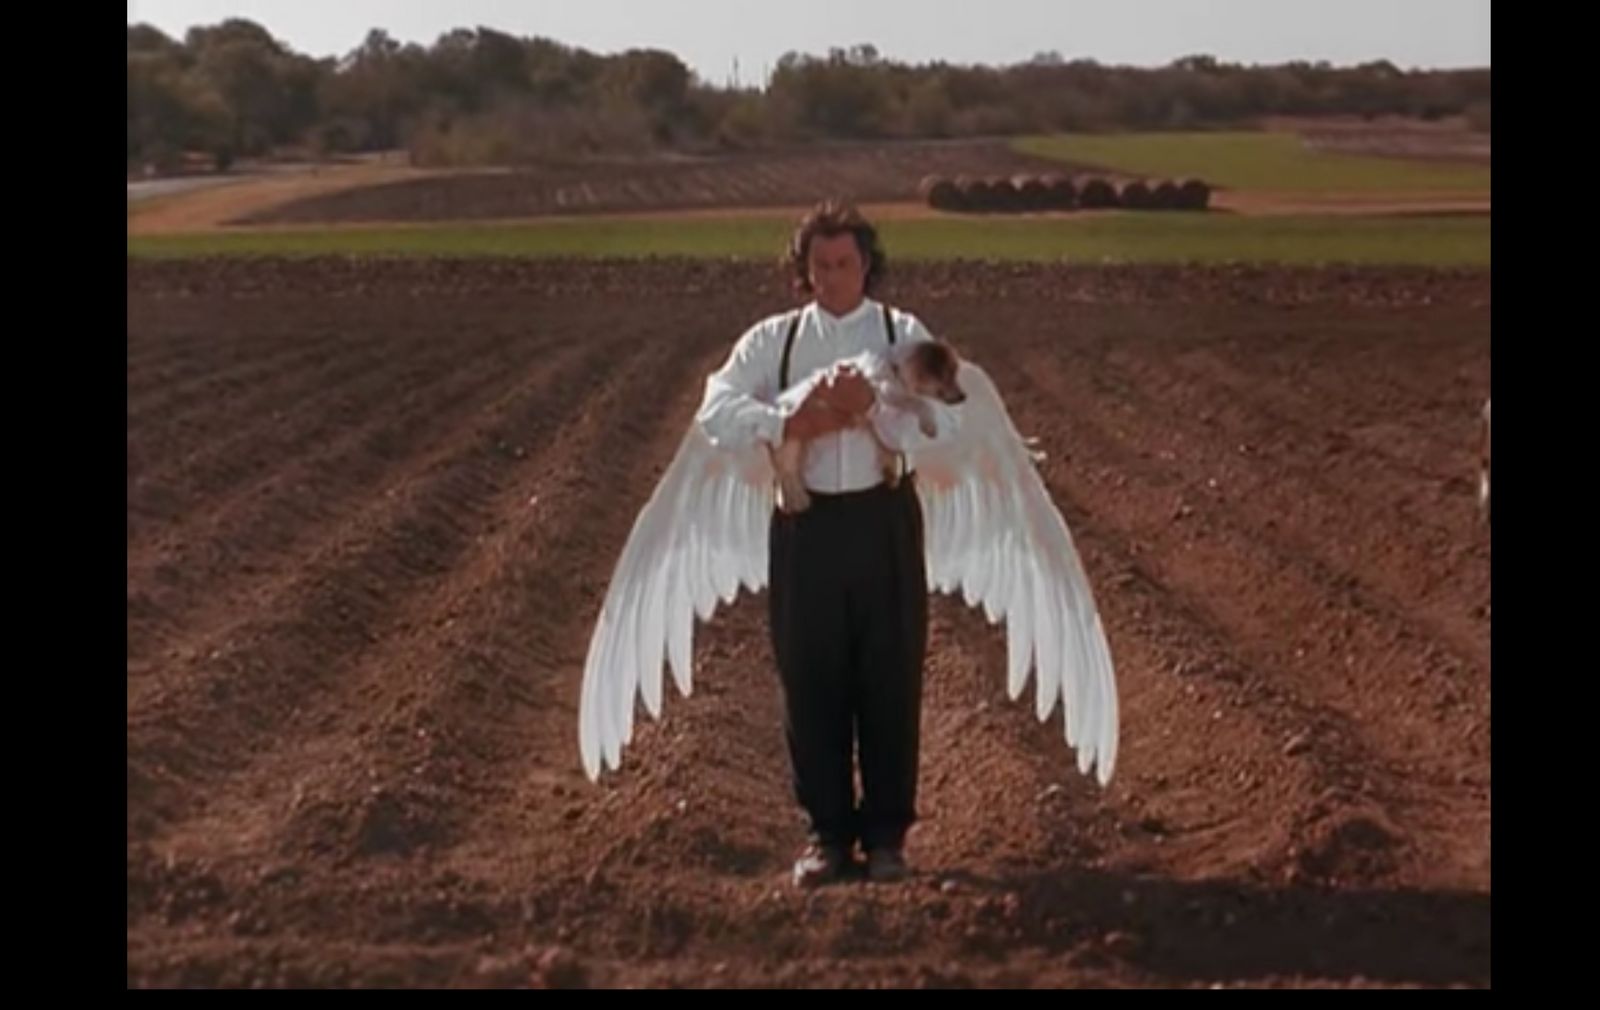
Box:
xmin=695 ymin=297 xmax=960 ymax=493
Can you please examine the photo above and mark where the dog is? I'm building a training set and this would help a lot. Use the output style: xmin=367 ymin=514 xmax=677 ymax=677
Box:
xmin=772 ymin=340 xmax=966 ymax=514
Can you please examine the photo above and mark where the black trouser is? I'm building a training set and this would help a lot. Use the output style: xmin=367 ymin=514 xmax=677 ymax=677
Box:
xmin=767 ymin=476 xmax=929 ymax=854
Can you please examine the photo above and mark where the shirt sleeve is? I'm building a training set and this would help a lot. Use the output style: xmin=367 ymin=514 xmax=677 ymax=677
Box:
xmin=694 ymin=314 xmax=791 ymax=451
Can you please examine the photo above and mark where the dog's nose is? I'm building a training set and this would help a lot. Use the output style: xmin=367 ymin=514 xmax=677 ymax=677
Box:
xmin=949 ymin=391 xmax=967 ymax=404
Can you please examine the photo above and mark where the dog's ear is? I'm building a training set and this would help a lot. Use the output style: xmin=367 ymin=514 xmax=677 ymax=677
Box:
xmin=920 ymin=341 xmax=959 ymax=381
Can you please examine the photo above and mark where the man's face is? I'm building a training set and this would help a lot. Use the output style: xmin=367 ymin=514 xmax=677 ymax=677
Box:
xmin=807 ymin=232 xmax=867 ymax=314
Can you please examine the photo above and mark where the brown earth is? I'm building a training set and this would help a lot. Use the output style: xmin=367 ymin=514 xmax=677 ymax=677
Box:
xmin=127 ymin=167 xmax=1487 ymax=241
xmin=228 ymin=140 xmax=1087 ymax=226
xmin=127 ymin=258 xmax=1490 ymax=988
xmin=127 ymin=161 xmax=454 ymax=235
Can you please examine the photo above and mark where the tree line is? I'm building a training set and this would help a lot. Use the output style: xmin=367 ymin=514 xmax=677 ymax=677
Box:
xmin=128 ymin=19 xmax=1491 ymax=172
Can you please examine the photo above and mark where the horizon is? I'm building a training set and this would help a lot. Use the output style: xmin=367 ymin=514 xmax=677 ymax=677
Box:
xmin=127 ymin=0 xmax=1491 ymax=87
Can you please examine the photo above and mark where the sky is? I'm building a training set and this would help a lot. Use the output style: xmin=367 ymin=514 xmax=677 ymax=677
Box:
xmin=126 ymin=0 xmax=1490 ymax=86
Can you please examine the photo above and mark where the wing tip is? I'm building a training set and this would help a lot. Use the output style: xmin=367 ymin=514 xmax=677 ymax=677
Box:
xmin=1095 ymin=762 xmax=1115 ymax=789
xmin=579 ymin=735 xmax=602 ymax=782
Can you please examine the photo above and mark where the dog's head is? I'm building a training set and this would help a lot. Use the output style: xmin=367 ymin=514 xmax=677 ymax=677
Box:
xmin=899 ymin=341 xmax=966 ymax=405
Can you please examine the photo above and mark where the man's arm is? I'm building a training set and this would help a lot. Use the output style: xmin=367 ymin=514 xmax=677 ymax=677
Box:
xmin=694 ymin=318 xmax=789 ymax=450
xmin=695 ymin=315 xmax=858 ymax=449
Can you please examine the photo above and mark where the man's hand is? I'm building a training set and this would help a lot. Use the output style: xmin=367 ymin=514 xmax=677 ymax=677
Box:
xmin=819 ymin=367 xmax=875 ymax=416
xmin=785 ymin=386 xmax=859 ymax=441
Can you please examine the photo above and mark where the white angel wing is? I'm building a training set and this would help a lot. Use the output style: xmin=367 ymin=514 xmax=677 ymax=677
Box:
xmin=908 ymin=361 xmax=1120 ymax=786
xmin=578 ymin=421 xmax=775 ymax=780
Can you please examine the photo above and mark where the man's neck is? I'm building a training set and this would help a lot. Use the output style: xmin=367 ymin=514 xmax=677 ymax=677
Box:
xmin=817 ymin=295 xmax=868 ymax=319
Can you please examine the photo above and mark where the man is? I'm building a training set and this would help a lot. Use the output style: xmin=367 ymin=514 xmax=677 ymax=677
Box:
xmin=694 ymin=201 xmax=960 ymax=887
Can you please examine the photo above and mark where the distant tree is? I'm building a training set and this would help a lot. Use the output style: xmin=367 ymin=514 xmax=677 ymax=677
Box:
xmin=124 ymin=17 xmax=1492 ymax=169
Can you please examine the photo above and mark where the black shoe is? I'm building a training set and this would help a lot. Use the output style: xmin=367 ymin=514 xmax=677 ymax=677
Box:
xmin=792 ymin=843 xmax=852 ymax=889
xmin=866 ymin=847 xmax=910 ymax=883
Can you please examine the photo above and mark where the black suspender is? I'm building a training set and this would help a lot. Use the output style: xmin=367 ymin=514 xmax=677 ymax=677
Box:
xmin=779 ymin=310 xmax=800 ymax=391
xmin=779 ymin=303 xmax=896 ymax=390
xmin=880 ymin=305 xmax=905 ymax=480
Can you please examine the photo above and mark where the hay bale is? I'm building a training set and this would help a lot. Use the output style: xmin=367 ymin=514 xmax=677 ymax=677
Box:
xmin=1118 ymin=179 xmax=1153 ymax=209
xmin=957 ymin=176 xmax=994 ymax=212
xmin=986 ymin=176 xmax=1022 ymax=212
xmin=1078 ymin=177 xmax=1118 ymax=209
xmin=1012 ymin=175 xmax=1050 ymax=211
xmin=920 ymin=175 xmax=962 ymax=211
xmin=1042 ymin=174 xmax=1077 ymax=210
xmin=950 ymin=175 xmax=978 ymax=212
xmin=1176 ymin=178 xmax=1212 ymax=210
xmin=1151 ymin=180 xmax=1182 ymax=210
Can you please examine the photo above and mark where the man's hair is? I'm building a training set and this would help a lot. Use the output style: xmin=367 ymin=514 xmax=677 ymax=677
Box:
xmin=786 ymin=199 xmax=887 ymax=297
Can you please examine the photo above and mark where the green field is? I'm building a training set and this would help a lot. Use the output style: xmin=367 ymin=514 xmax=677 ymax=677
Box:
xmin=1014 ymin=131 xmax=1491 ymax=193
xmin=127 ymin=213 xmax=1489 ymax=267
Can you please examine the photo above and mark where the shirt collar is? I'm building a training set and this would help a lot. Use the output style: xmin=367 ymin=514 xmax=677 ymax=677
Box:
xmin=813 ymin=297 xmax=875 ymax=328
